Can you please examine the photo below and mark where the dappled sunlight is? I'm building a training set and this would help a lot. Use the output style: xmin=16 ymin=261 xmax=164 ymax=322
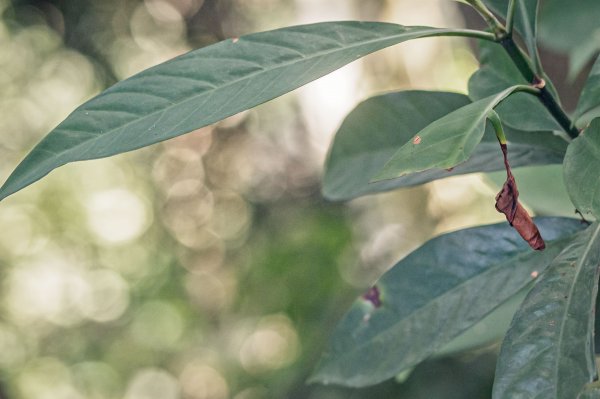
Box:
xmin=179 ymin=362 xmax=229 ymax=399
xmin=0 ymin=204 xmax=48 ymax=255
xmin=85 ymin=188 xmax=152 ymax=244
xmin=0 ymin=322 xmax=30 ymax=368
xmin=17 ymin=357 xmax=81 ymax=399
xmin=5 ymin=257 xmax=89 ymax=326
xmin=130 ymin=301 xmax=185 ymax=350
xmin=0 ymin=0 xmax=504 ymax=397
xmin=125 ymin=368 xmax=180 ymax=399
xmin=185 ymin=269 xmax=237 ymax=312
xmin=72 ymin=362 xmax=122 ymax=399
xmin=5 ymin=256 xmax=131 ymax=327
xmin=429 ymin=174 xmax=506 ymax=235
xmin=238 ymin=314 xmax=299 ymax=373
xmin=78 ymin=269 xmax=130 ymax=322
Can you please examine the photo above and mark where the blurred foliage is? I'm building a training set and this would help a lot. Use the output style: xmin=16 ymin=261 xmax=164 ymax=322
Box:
xmin=0 ymin=0 xmax=550 ymax=398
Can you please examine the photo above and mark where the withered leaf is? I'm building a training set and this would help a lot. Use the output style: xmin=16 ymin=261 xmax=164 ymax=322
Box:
xmin=495 ymin=143 xmax=546 ymax=250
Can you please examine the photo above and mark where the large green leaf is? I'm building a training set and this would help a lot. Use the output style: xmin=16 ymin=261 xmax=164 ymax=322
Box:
xmin=309 ymin=218 xmax=585 ymax=388
xmin=435 ymin=287 xmax=528 ymax=357
xmin=539 ymin=0 xmax=600 ymax=79
xmin=323 ymin=90 xmax=566 ymax=200
xmin=563 ymin=118 xmax=600 ymax=220
xmin=0 ymin=22 xmax=490 ymax=202
xmin=372 ymin=85 xmax=532 ymax=182
xmin=482 ymin=0 xmax=539 ymax=67
xmin=574 ymin=55 xmax=600 ymax=127
xmin=469 ymin=40 xmax=560 ymax=131
xmin=492 ymin=223 xmax=600 ymax=399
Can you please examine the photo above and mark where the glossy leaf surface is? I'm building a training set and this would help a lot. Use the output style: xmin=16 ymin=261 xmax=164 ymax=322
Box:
xmin=373 ymin=86 xmax=530 ymax=182
xmin=310 ymin=218 xmax=585 ymax=387
xmin=493 ymin=224 xmax=600 ymax=399
xmin=0 ymin=22 xmax=479 ymax=202
xmin=323 ymin=91 xmax=566 ymax=200
xmin=574 ymin=55 xmax=600 ymax=127
xmin=435 ymin=288 xmax=528 ymax=357
xmin=469 ymin=40 xmax=560 ymax=131
xmin=563 ymin=118 xmax=600 ymax=220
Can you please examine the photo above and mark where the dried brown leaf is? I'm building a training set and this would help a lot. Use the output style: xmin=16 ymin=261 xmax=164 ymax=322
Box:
xmin=495 ymin=144 xmax=545 ymax=250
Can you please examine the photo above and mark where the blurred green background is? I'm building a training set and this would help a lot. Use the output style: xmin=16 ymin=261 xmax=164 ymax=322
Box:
xmin=0 ymin=0 xmax=585 ymax=398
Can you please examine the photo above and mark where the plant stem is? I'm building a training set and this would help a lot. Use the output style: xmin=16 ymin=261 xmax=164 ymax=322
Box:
xmin=429 ymin=29 xmax=497 ymax=42
xmin=488 ymin=110 xmax=507 ymax=144
xmin=500 ymin=37 xmax=535 ymax=81
xmin=465 ymin=0 xmax=507 ymax=38
xmin=499 ymin=37 xmax=579 ymax=138
xmin=505 ymin=0 xmax=517 ymax=35
xmin=465 ymin=0 xmax=579 ymax=138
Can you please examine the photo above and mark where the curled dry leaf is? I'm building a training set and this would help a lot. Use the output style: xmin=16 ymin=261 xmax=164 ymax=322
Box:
xmin=495 ymin=143 xmax=546 ymax=250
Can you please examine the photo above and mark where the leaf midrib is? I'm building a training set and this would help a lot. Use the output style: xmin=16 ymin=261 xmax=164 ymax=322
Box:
xmin=553 ymin=224 xmax=600 ymax=395
xmin=36 ymin=25 xmax=448 ymax=164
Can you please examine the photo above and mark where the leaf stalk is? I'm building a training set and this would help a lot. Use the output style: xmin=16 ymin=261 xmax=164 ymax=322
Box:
xmin=465 ymin=0 xmax=507 ymax=38
xmin=466 ymin=0 xmax=579 ymax=138
xmin=505 ymin=0 xmax=517 ymax=35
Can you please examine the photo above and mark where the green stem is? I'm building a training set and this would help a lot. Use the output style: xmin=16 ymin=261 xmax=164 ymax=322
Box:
xmin=428 ymin=29 xmax=497 ymax=42
xmin=499 ymin=37 xmax=578 ymax=138
xmin=513 ymin=84 xmax=540 ymax=96
xmin=465 ymin=0 xmax=578 ymax=138
xmin=465 ymin=0 xmax=507 ymax=38
xmin=499 ymin=37 xmax=535 ymax=82
xmin=505 ymin=0 xmax=517 ymax=35
xmin=488 ymin=110 xmax=507 ymax=144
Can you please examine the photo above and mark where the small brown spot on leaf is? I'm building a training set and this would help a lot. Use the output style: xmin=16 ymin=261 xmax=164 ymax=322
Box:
xmin=362 ymin=286 xmax=382 ymax=308
xmin=530 ymin=270 xmax=539 ymax=278
xmin=413 ymin=135 xmax=421 ymax=145
xmin=446 ymin=167 xmax=454 ymax=172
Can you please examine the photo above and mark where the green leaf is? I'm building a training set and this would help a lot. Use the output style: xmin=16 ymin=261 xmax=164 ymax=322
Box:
xmin=492 ymin=224 xmax=600 ymax=399
xmin=0 ymin=22 xmax=490 ymax=202
xmin=579 ymin=382 xmax=600 ymax=399
xmin=323 ymin=91 xmax=567 ymax=200
xmin=372 ymin=85 xmax=532 ymax=182
xmin=310 ymin=218 xmax=586 ymax=388
xmin=563 ymin=118 xmax=600 ymax=220
xmin=483 ymin=0 xmax=539 ymax=68
xmin=435 ymin=287 xmax=528 ymax=357
xmin=469 ymin=40 xmax=560 ymax=131
xmin=574 ymin=55 xmax=600 ymax=127
xmin=539 ymin=0 xmax=600 ymax=79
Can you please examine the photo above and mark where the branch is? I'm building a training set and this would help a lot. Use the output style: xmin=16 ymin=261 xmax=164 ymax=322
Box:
xmin=465 ymin=0 xmax=507 ymax=38
xmin=499 ymin=37 xmax=579 ymax=138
